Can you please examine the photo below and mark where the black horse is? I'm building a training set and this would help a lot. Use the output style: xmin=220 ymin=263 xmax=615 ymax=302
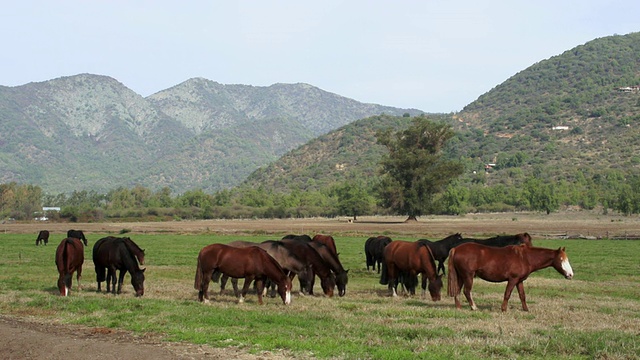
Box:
xmin=416 ymin=233 xmax=465 ymax=275
xmin=93 ymin=236 xmax=145 ymax=296
xmin=463 ymin=233 xmax=533 ymax=247
xmin=36 ymin=230 xmax=49 ymax=246
xmin=364 ymin=236 xmax=392 ymax=273
xmin=67 ymin=229 xmax=88 ymax=246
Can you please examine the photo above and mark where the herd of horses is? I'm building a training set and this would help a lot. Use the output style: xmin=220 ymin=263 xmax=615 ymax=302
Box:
xmin=47 ymin=229 xmax=574 ymax=312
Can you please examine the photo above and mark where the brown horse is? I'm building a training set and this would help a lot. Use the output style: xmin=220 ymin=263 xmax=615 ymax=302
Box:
xmin=36 ymin=230 xmax=50 ymax=246
xmin=92 ymin=237 xmax=146 ymax=296
xmin=279 ymin=238 xmax=336 ymax=297
xmin=379 ymin=240 xmax=443 ymax=301
xmin=194 ymin=243 xmax=292 ymax=305
xmin=447 ymin=243 xmax=574 ymax=312
xmin=219 ymin=240 xmax=313 ymax=297
xmin=55 ymin=238 xmax=84 ymax=296
xmin=306 ymin=241 xmax=349 ymax=297
xmin=312 ymin=234 xmax=338 ymax=255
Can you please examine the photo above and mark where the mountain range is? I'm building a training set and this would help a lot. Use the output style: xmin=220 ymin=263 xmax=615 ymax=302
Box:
xmin=0 ymin=75 xmax=420 ymax=194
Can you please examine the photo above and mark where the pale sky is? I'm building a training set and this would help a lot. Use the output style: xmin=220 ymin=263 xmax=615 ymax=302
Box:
xmin=2 ymin=1 xmax=638 ymax=113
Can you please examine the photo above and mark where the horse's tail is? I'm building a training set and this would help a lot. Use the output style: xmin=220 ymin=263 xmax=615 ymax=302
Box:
xmin=447 ymin=248 xmax=459 ymax=297
xmin=194 ymin=255 xmax=203 ymax=290
xmin=379 ymin=258 xmax=389 ymax=285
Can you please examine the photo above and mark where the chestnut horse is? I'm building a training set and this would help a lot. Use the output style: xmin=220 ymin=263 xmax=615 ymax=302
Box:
xmin=447 ymin=243 xmax=574 ymax=312
xmin=311 ymin=234 xmax=338 ymax=255
xmin=55 ymin=237 xmax=84 ymax=296
xmin=379 ymin=240 xmax=443 ymax=301
xmin=219 ymin=240 xmax=313 ymax=298
xmin=364 ymin=235 xmax=392 ymax=273
xmin=194 ymin=243 xmax=292 ymax=305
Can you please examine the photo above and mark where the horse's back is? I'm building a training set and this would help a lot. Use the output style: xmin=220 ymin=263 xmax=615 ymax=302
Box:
xmin=312 ymin=234 xmax=337 ymax=254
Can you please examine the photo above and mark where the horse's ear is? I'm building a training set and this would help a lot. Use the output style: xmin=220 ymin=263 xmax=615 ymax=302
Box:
xmin=345 ymin=269 xmax=349 ymax=274
xmin=141 ymin=268 xmax=146 ymax=272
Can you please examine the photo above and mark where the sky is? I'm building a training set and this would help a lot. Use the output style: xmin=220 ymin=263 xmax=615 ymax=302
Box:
xmin=2 ymin=1 xmax=639 ymax=113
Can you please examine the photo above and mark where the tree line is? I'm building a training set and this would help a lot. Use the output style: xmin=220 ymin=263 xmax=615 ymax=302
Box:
xmin=3 ymin=117 xmax=640 ymax=222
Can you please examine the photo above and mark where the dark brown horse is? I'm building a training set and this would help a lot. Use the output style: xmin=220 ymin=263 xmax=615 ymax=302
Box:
xmin=194 ymin=243 xmax=292 ymax=305
xmin=306 ymin=241 xmax=349 ymax=297
xmin=219 ymin=240 xmax=313 ymax=297
xmin=364 ymin=236 xmax=392 ymax=273
xmin=36 ymin=230 xmax=50 ymax=246
xmin=463 ymin=233 xmax=533 ymax=247
xmin=55 ymin=238 xmax=84 ymax=296
xmin=379 ymin=240 xmax=443 ymax=301
xmin=279 ymin=238 xmax=336 ymax=297
xmin=67 ymin=229 xmax=88 ymax=246
xmin=311 ymin=234 xmax=338 ymax=255
xmin=447 ymin=243 xmax=574 ymax=312
xmin=93 ymin=237 xmax=145 ymax=296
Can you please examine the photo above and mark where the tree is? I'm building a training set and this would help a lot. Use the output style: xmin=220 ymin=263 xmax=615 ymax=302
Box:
xmin=376 ymin=117 xmax=464 ymax=221
xmin=333 ymin=181 xmax=373 ymax=221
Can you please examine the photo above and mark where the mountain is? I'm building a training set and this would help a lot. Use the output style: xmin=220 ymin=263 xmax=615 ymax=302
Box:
xmin=241 ymin=32 xmax=640 ymax=193
xmin=0 ymin=74 xmax=421 ymax=194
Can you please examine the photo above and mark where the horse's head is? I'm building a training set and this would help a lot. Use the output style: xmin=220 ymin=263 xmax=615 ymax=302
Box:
xmin=277 ymin=276 xmax=292 ymax=305
xmin=320 ymin=273 xmax=336 ymax=298
xmin=553 ymin=247 xmax=574 ymax=280
xmin=336 ymin=270 xmax=349 ymax=297
xmin=427 ymin=273 xmax=443 ymax=301
xmin=132 ymin=268 xmax=146 ymax=297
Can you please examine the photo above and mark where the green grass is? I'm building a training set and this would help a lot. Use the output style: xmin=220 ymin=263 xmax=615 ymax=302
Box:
xmin=1 ymin=233 xmax=639 ymax=359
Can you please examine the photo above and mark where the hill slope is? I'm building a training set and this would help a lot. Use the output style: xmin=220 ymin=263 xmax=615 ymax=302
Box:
xmin=241 ymin=32 xmax=640 ymax=193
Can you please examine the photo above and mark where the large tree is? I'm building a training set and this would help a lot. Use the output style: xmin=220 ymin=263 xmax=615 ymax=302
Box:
xmin=376 ymin=117 xmax=463 ymax=221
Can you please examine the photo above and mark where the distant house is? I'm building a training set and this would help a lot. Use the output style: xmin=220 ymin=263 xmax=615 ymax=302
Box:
xmin=616 ymin=86 xmax=640 ymax=92
xmin=552 ymin=126 xmax=569 ymax=131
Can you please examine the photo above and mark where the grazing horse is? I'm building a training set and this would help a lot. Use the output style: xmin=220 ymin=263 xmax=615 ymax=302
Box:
xmin=93 ymin=237 xmax=145 ymax=296
xmin=417 ymin=233 xmax=465 ymax=275
xmin=379 ymin=240 xmax=443 ymax=301
xmin=219 ymin=240 xmax=313 ymax=298
xmin=93 ymin=236 xmax=145 ymax=266
xmin=36 ymin=230 xmax=50 ymax=246
xmin=55 ymin=238 xmax=84 ymax=296
xmin=306 ymin=241 xmax=349 ymax=297
xmin=194 ymin=243 xmax=292 ymax=305
xmin=447 ymin=243 xmax=574 ymax=312
xmin=364 ymin=236 xmax=392 ymax=273
xmin=311 ymin=234 xmax=338 ymax=255
xmin=67 ymin=229 xmax=88 ymax=246
xmin=279 ymin=238 xmax=336 ymax=297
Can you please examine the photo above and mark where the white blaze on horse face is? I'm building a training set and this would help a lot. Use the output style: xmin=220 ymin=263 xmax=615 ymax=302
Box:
xmin=64 ymin=287 xmax=69 ymax=296
xmin=561 ymin=256 xmax=574 ymax=279
xmin=284 ymin=291 xmax=291 ymax=305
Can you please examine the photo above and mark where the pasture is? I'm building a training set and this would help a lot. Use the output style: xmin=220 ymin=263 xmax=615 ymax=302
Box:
xmin=0 ymin=215 xmax=639 ymax=359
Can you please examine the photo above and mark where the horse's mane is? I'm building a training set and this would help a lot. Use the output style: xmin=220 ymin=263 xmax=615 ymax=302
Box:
xmin=115 ymin=239 xmax=142 ymax=271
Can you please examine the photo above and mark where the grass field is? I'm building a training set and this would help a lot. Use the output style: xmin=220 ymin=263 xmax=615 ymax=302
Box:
xmin=0 ymin=230 xmax=639 ymax=359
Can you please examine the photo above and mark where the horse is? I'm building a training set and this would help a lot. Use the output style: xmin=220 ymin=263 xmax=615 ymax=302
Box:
xmin=279 ymin=238 xmax=336 ymax=297
xmin=463 ymin=233 xmax=533 ymax=247
xmin=36 ymin=230 xmax=49 ymax=246
xmin=416 ymin=233 xmax=465 ymax=275
xmin=447 ymin=243 xmax=574 ymax=312
xmin=55 ymin=237 xmax=84 ymax=296
xmin=364 ymin=236 xmax=392 ymax=273
xmin=219 ymin=240 xmax=313 ymax=298
xmin=194 ymin=243 xmax=292 ymax=305
xmin=379 ymin=240 xmax=443 ymax=301
xmin=306 ymin=241 xmax=349 ymax=297
xmin=67 ymin=229 xmax=88 ymax=246
xmin=93 ymin=236 xmax=145 ymax=265
xmin=311 ymin=234 xmax=338 ymax=255
xmin=92 ymin=237 xmax=145 ymax=296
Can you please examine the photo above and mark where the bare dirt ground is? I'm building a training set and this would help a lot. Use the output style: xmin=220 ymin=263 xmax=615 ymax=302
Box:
xmin=2 ymin=212 xmax=639 ymax=359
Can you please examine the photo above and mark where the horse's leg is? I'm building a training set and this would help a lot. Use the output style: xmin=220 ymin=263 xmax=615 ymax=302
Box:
xmin=255 ymin=278 xmax=265 ymax=305
xmin=231 ymin=278 xmax=240 ymax=297
xmin=500 ymin=280 xmax=517 ymax=312
xmin=117 ymin=270 xmax=126 ymax=294
xmin=462 ymin=275 xmax=477 ymax=310
xmin=438 ymin=261 xmax=446 ymax=276
xmin=199 ymin=270 xmax=213 ymax=303
xmin=219 ymin=274 xmax=228 ymax=295
xmin=516 ymin=282 xmax=528 ymax=311
xmin=239 ymin=277 xmax=253 ymax=304
xmin=76 ymin=264 xmax=82 ymax=291
xmin=421 ymin=273 xmax=427 ymax=298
